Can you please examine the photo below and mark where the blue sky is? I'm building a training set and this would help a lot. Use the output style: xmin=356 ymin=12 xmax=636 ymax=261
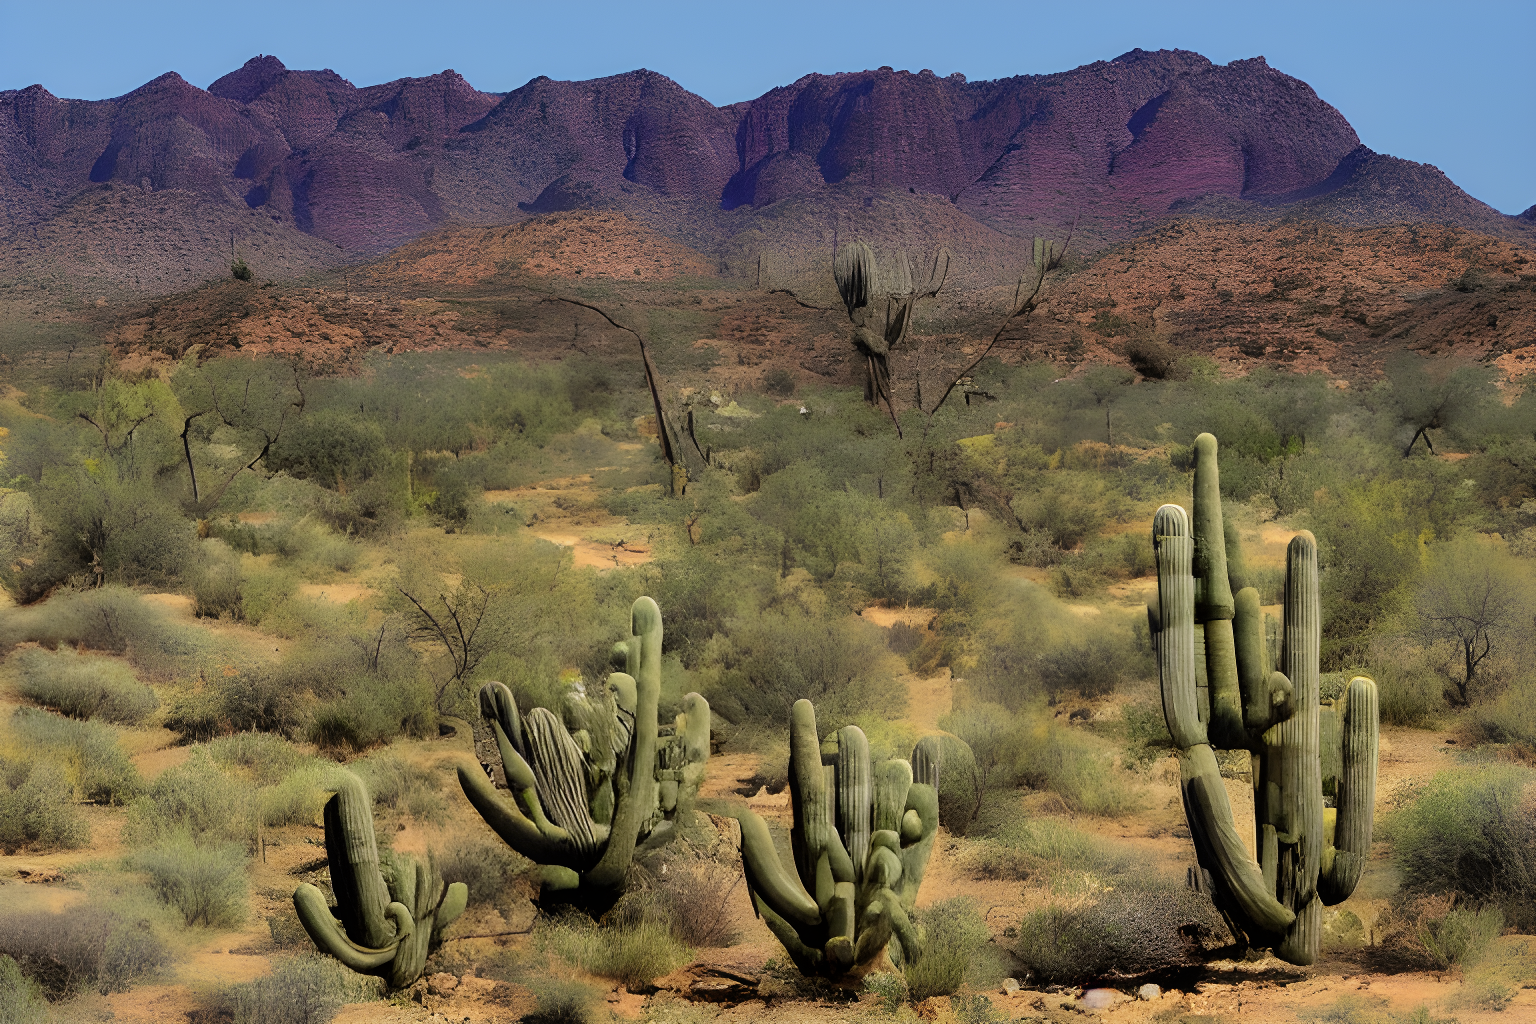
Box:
xmin=3 ymin=0 xmax=1530 ymax=214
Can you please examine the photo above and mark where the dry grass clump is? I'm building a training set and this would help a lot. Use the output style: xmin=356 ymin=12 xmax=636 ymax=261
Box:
xmin=0 ymin=905 xmax=171 ymax=997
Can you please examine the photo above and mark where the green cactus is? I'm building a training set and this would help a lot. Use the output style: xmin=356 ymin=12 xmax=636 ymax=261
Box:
xmin=1150 ymin=433 xmax=1379 ymax=966
xmin=732 ymin=699 xmax=941 ymax=977
xmin=293 ymin=771 xmax=467 ymax=989
xmin=457 ymin=596 xmax=710 ymax=910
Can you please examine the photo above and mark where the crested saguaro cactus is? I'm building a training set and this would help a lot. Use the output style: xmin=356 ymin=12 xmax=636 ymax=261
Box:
xmin=293 ymin=771 xmax=467 ymax=988
xmin=1150 ymin=433 xmax=1379 ymax=966
xmin=457 ymin=596 xmax=710 ymax=909
xmin=733 ymin=699 xmax=941 ymax=977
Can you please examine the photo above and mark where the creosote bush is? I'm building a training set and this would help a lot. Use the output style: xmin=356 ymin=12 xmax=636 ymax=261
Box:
xmin=0 ymin=905 xmax=171 ymax=997
xmin=7 ymin=707 xmax=141 ymax=805
xmin=122 ymin=749 xmax=257 ymax=848
xmin=133 ymin=838 xmax=250 ymax=927
xmin=542 ymin=913 xmax=691 ymax=990
xmin=15 ymin=645 xmax=159 ymax=724
xmin=1416 ymin=904 xmax=1504 ymax=969
xmin=0 ymin=954 xmax=47 ymax=1024
xmin=0 ymin=756 xmax=89 ymax=853
xmin=212 ymin=953 xmax=382 ymax=1024
xmin=903 ymin=898 xmax=995 ymax=1000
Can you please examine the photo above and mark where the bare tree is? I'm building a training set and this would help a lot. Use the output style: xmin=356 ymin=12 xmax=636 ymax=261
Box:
xmin=541 ymin=295 xmax=697 ymax=494
xmin=1413 ymin=540 xmax=1526 ymax=705
xmin=397 ymin=581 xmax=496 ymax=711
xmin=171 ymin=358 xmax=306 ymax=515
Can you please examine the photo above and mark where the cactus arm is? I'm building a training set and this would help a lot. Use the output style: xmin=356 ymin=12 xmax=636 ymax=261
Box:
xmin=788 ymin=699 xmax=828 ymax=888
xmin=751 ymin=890 xmax=824 ymax=974
xmin=679 ymin=692 xmax=711 ymax=765
xmin=293 ymin=884 xmax=408 ymax=972
xmin=488 ymin=719 xmax=568 ymax=840
xmin=835 ymin=727 xmax=873 ymax=884
xmin=1234 ymin=587 xmax=1272 ymax=735
xmin=1320 ymin=677 xmax=1379 ymax=905
xmin=1153 ymin=504 xmax=1207 ymax=748
xmin=323 ymin=774 xmax=397 ymax=950
xmin=1179 ymin=746 xmax=1295 ymax=934
xmin=879 ymin=887 xmax=921 ymax=964
xmin=435 ymin=882 xmax=468 ymax=935
xmin=586 ymin=600 xmax=662 ymax=889
xmin=732 ymin=806 xmax=821 ymax=927
xmin=896 ymin=783 xmax=938 ymax=906
xmin=480 ymin=681 xmax=525 ymax=758
xmin=910 ymin=736 xmax=940 ymax=790
xmin=456 ymin=763 xmax=578 ymax=866
xmin=873 ymin=760 xmax=912 ymax=835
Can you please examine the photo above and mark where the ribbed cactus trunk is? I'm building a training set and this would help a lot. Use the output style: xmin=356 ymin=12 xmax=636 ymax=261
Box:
xmin=733 ymin=699 xmax=944 ymax=978
xmin=1151 ymin=434 xmax=1380 ymax=967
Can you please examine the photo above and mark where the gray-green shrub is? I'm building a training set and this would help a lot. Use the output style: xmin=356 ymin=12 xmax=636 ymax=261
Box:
xmin=0 ymin=905 xmax=171 ymax=997
xmin=133 ymin=838 xmax=249 ymax=927
xmin=212 ymin=953 xmax=382 ymax=1024
xmin=543 ymin=915 xmax=690 ymax=990
xmin=957 ymin=818 xmax=1128 ymax=881
xmin=350 ymin=753 xmax=446 ymax=823
xmin=0 ymin=757 xmax=89 ymax=853
xmin=190 ymin=538 xmax=245 ymax=620
xmin=903 ymin=898 xmax=994 ymax=1000
xmin=15 ymin=645 xmax=159 ymax=724
xmin=0 ymin=954 xmax=46 ymax=1024
xmin=1013 ymin=876 xmax=1227 ymax=982
xmin=1388 ymin=765 xmax=1536 ymax=927
xmin=8 ymin=707 xmax=141 ymax=804
xmin=122 ymin=750 xmax=256 ymax=847
xmin=1417 ymin=906 xmax=1503 ymax=969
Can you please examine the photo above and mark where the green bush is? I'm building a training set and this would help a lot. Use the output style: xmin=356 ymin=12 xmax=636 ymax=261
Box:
xmin=1387 ymin=765 xmax=1536 ymax=927
xmin=0 ymin=585 xmax=158 ymax=653
xmin=522 ymin=978 xmax=602 ymax=1024
xmin=306 ymin=673 xmax=435 ymax=751
xmin=122 ymin=750 xmax=256 ymax=848
xmin=0 ymin=954 xmax=46 ymax=1024
xmin=213 ymin=953 xmax=382 ymax=1024
xmin=1014 ymin=721 xmax=1143 ymax=817
xmin=902 ymin=897 xmax=993 ymax=999
xmin=207 ymin=731 xmax=311 ymax=785
xmin=8 ymin=707 xmax=141 ymax=804
xmin=1366 ymin=652 xmax=1445 ymax=728
xmin=1464 ymin=677 xmax=1536 ymax=754
xmin=15 ymin=645 xmax=159 ymax=724
xmin=957 ymin=819 xmax=1127 ymax=881
xmin=190 ymin=538 xmax=245 ymax=620
xmin=0 ymin=905 xmax=171 ymax=997
xmin=350 ymin=753 xmax=446 ymax=823
xmin=1417 ymin=905 xmax=1503 ymax=969
xmin=437 ymin=835 xmax=528 ymax=910
xmin=0 ymin=757 xmax=90 ymax=853
xmin=1013 ymin=876 xmax=1227 ymax=982
xmin=544 ymin=915 xmax=691 ymax=990
xmin=133 ymin=838 xmax=249 ymax=927
xmin=163 ymin=668 xmax=304 ymax=742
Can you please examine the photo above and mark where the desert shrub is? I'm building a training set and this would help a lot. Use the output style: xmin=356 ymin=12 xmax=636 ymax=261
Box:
xmin=0 ymin=585 xmax=158 ymax=653
xmin=544 ymin=914 xmax=690 ymax=989
xmin=642 ymin=857 xmax=744 ymax=948
xmin=1365 ymin=651 xmax=1445 ymax=728
xmin=0 ymin=757 xmax=89 ymax=853
xmin=163 ymin=668 xmax=305 ymax=742
xmin=703 ymin=609 xmax=905 ymax=734
xmin=1387 ymin=765 xmax=1536 ymax=926
xmin=122 ymin=750 xmax=257 ymax=848
xmin=350 ymin=753 xmax=446 ymax=823
xmin=934 ymin=732 xmax=982 ymax=834
xmin=957 ymin=819 xmax=1126 ymax=881
xmin=207 ymin=731 xmax=311 ymax=785
xmin=258 ymin=765 xmax=330 ymax=828
xmin=1119 ymin=697 xmax=1174 ymax=767
xmin=133 ymin=838 xmax=249 ymax=927
xmin=863 ymin=971 xmax=908 ymax=1012
xmin=1013 ymin=875 xmax=1227 ymax=982
xmin=763 ymin=367 xmax=796 ymax=396
xmin=1014 ymin=721 xmax=1143 ymax=817
xmin=522 ymin=979 xmax=601 ymax=1024
xmin=902 ymin=898 xmax=993 ymax=999
xmin=437 ymin=835 xmax=528 ymax=911
xmin=190 ymin=538 xmax=245 ymax=620
xmin=1417 ymin=904 xmax=1503 ymax=969
xmin=212 ymin=953 xmax=382 ymax=1024
xmin=0 ymin=954 xmax=46 ymax=1024
xmin=305 ymin=674 xmax=435 ymax=751
xmin=15 ymin=646 xmax=159 ymax=725
xmin=0 ymin=905 xmax=171 ymax=997
xmin=1035 ymin=635 xmax=1141 ymax=700
xmin=7 ymin=707 xmax=141 ymax=804
xmin=1464 ymin=677 xmax=1536 ymax=755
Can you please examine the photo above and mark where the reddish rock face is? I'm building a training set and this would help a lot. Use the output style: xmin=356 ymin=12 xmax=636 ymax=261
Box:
xmin=0 ymin=50 xmax=1523 ymax=264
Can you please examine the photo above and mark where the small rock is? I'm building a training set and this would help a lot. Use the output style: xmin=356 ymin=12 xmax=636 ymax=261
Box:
xmin=1079 ymin=988 xmax=1118 ymax=1010
xmin=1002 ymin=978 xmax=1021 ymax=996
xmin=427 ymin=973 xmax=458 ymax=996
xmin=1138 ymin=983 xmax=1161 ymax=1001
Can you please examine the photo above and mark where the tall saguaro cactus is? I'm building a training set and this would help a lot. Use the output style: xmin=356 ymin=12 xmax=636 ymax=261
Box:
xmin=293 ymin=771 xmax=467 ymax=989
xmin=1150 ymin=434 xmax=1379 ymax=966
xmin=457 ymin=597 xmax=710 ymax=910
xmin=733 ymin=699 xmax=942 ymax=977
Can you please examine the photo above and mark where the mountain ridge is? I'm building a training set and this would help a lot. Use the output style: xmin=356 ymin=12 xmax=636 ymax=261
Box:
xmin=1 ymin=50 xmax=1528 ymax=296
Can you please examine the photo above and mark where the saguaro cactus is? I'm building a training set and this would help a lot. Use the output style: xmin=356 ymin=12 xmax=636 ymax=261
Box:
xmin=457 ymin=596 xmax=710 ymax=909
xmin=293 ymin=771 xmax=467 ymax=988
xmin=1150 ymin=433 xmax=1379 ymax=966
xmin=732 ymin=699 xmax=941 ymax=977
